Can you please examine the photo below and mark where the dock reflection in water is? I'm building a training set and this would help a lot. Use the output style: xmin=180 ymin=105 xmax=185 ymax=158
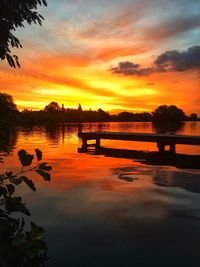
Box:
xmin=89 ymin=147 xmax=200 ymax=169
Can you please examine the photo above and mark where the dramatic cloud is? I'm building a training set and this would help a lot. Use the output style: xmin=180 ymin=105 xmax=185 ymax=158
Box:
xmin=110 ymin=61 xmax=154 ymax=76
xmin=110 ymin=46 xmax=200 ymax=76
xmin=155 ymin=46 xmax=200 ymax=71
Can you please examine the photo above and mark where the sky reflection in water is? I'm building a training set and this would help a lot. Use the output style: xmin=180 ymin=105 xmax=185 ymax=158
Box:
xmin=1 ymin=122 xmax=200 ymax=266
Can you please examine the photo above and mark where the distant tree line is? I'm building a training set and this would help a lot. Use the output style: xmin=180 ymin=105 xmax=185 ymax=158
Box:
xmin=0 ymin=93 xmax=199 ymax=125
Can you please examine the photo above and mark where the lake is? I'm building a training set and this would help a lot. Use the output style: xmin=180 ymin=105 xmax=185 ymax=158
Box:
xmin=1 ymin=122 xmax=200 ymax=266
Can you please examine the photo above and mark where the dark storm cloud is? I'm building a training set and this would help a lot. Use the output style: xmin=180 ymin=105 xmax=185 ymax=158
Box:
xmin=110 ymin=61 xmax=154 ymax=76
xmin=110 ymin=46 xmax=200 ymax=76
xmin=155 ymin=46 xmax=200 ymax=71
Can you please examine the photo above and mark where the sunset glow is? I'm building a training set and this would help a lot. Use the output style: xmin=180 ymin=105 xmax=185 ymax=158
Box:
xmin=1 ymin=0 xmax=200 ymax=114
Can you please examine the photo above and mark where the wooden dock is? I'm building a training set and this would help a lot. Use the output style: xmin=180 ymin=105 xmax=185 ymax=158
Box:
xmin=78 ymin=132 xmax=200 ymax=153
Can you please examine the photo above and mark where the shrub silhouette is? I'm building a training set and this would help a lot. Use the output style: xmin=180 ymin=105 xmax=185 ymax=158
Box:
xmin=152 ymin=105 xmax=186 ymax=123
xmin=0 ymin=148 xmax=52 ymax=266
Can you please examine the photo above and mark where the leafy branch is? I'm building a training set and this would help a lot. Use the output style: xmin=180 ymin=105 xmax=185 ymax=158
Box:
xmin=0 ymin=148 xmax=52 ymax=267
xmin=0 ymin=0 xmax=47 ymax=67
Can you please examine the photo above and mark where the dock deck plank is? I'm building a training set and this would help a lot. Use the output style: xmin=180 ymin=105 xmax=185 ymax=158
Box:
xmin=78 ymin=132 xmax=200 ymax=145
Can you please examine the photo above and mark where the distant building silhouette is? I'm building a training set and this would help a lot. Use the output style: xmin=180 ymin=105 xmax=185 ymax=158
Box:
xmin=78 ymin=104 xmax=82 ymax=112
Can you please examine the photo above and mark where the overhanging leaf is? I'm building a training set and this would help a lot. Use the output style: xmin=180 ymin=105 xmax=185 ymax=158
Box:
xmin=36 ymin=170 xmax=50 ymax=181
xmin=6 ymin=184 xmax=15 ymax=195
xmin=0 ymin=186 xmax=7 ymax=197
xmin=18 ymin=149 xmax=34 ymax=167
xmin=27 ymin=240 xmax=47 ymax=258
xmin=28 ymin=222 xmax=45 ymax=240
xmin=21 ymin=176 xmax=36 ymax=191
xmin=39 ymin=162 xmax=52 ymax=171
xmin=5 ymin=196 xmax=30 ymax=216
xmin=35 ymin=148 xmax=42 ymax=161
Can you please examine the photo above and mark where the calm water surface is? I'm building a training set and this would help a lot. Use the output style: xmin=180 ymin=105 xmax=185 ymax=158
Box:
xmin=1 ymin=122 xmax=200 ymax=266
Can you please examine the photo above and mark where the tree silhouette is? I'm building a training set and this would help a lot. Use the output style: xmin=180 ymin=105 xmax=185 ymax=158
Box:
xmin=44 ymin=101 xmax=60 ymax=112
xmin=98 ymin=108 xmax=109 ymax=121
xmin=0 ymin=93 xmax=18 ymax=122
xmin=152 ymin=105 xmax=186 ymax=123
xmin=190 ymin=113 xmax=198 ymax=121
xmin=0 ymin=0 xmax=47 ymax=67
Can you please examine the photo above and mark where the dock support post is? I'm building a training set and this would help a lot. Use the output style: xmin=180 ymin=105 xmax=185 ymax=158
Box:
xmin=95 ymin=138 xmax=101 ymax=149
xmin=157 ymin=142 xmax=165 ymax=153
xmin=82 ymin=138 xmax=88 ymax=150
xmin=170 ymin=143 xmax=176 ymax=153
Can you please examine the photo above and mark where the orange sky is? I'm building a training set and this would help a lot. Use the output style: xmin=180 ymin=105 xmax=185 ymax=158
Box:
xmin=1 ymin=0 xmax=200 ymax=114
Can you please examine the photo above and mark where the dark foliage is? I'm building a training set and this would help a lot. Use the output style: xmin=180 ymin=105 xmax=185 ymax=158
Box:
xmin=189 ymin=113 xmax=198 ymax=121
xmin=152 ymin=105 xmax=186 ymax=123
xmin=0 ymin=93 xmax=19 ymax=123
xmin=44 ymin=102 xmax=60 ymax=113
xmin=117 ymin=111 xmax=152 ymax=122
xmin=0 ymin=0 xmax=47 ymax=67
xmin=0 ymin=93 xmax=17 ymax=112
xmin=0 ymin=148 xmax=52 ymax=266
